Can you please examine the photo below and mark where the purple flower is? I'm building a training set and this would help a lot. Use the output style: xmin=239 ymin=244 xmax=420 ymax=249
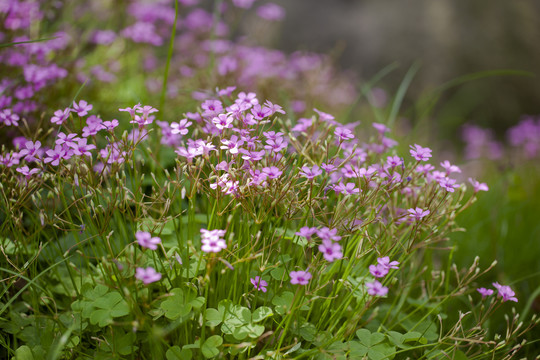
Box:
xmin=409 ymin=144 xmax=432 ymax=161
xmin=290 ymin=270 xmax=312 ymax=285
xmin=263 ymin=100 xmax=286 ymax=116
xmin=119 ymin=104 xmax=141 ymax=119
xmin=69 ymin=138 xmax=96 ymax=157
xmin=16 ymin=166 xmax=39 ymax=178
xmin=407 ymin=207 xmax=430 ymax=221
xmin=56 ymin=132 xmax=79 ymax=147
xmin=136 ymin=231 xmax=161 ymax=250
xmin=440 ymin=160 xmax=461 ymax=175
xmin=72 ymin=100 xmax=93 ymax=117
xmin=386 ymin=156 xmax=403 ymax=168
xmin=18 ymin=140 xmax=42 ymax=162
xmin=250 ymin=276 xmax=268 ymax=292
xmin=299 ymin=165 xmax=323 ymax=179
xmin=438 ymin=177 xmax=459 ymax=192
xmin=377 ymin=257 xmax=399 ymax=270
xmin=170 ymin=119 xmax=192 ymax=135
xmin=236 ymin=92 xmax=259 ymax=107
xmin=232 ymin=0 xmax=256 ymax=9
xmin=103 ymin=119 xmax=119 ymax=131
xmin=321 ymin=163 xmax=337 ymax=173
xmin=82 ymin=115 xmax=105 ymax=137
xmin=468 ymin=178 xmax=489 ymax=193
xmin=51 ymin=108 xmax=71 ymax=125
xmin=295 ymin=226 xmax=318 ymax=240
xmin=318 ymin=240 xmax=343 ymax=262
xmin=477 ymin=288 xmax=494 ymax=299
xmin=369 ymin=264 xmax=389 ymax=278
xmin=372 ymin=122 xmax=390 ymax=134
xmin=335 ymin=127 xmax=355 ymax=141
xmin=122 ymin=22 xmax=162 ymax=46
xmin=416 ymin=164 xmax=435 ymax=176
xmin=334 ymin=182 xmax=360 ymax=196
xmin=317 ymin=227 xmax=341 ymax=242
xmin=366 ymin=280 xmax=388 ymax=297
xmin=213 ymin=114 xmax=234 ymax=130
xmin=0 ymin=109 xmax=19 ymax=126
xmin=262 ymin=166 xmax=282 ymax=179
xmin=492 ymin=282 xmax=518 ymax=302
xmin=201 ymin=228 xmax=227 ymax=253
xmin=257 ymin=3 xmax=285 ymax=21
xmin=264 ymin=136 xmax=288 ymax=153
xmin=91 ymin=30 xmax=117 ymax=45
xmin=221 ymin=135 xmax=244 ymax=155
xmin=44 ymin=145 xmax=69 ymax=166
xmin=135 ymin=267 xmax=162 ymax=284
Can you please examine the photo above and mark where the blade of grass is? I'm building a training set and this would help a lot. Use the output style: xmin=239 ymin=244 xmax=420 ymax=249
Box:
xmin=0 ymin=37 xmax=57 ymax=49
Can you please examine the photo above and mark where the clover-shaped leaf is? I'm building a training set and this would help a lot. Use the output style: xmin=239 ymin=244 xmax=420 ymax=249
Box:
xmin=351 ymin=329 xmax=396 ymax=360
xmin=166 ymin=346 xmax=192 ymax=360
xmin=88 ymin=291 xmax=129 ymax=327
xmin=252 ymin=306 xmax=273 ymax=322
xmin=161 ymin=288 xmax=191 ymax=320
xmin=201 ymin=335 xmax=222 ymax=358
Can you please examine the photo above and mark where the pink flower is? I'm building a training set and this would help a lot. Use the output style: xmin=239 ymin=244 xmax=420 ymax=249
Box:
xmin=409 ymin=144 xmax=432 ymax=161
xmin=170 ymin=119 xmax=192 ymax=135
xmin=492 ymin=282 xmax=518 ymax=302
xmin=440 ymin=160 xmax=461 ymax=175
xmin=334 ymin=127 xmax=355 ymax=141
xmin=72 ymin=100 xmax=93 ymax=117
xmin=477 ymin=288 xmax=494 ymax=299
xmin=438 ymin=177 xmax=459 ymax=192
xmin=369 ymin=264 xmax=389 ymax=278
xmin=295 ymin=226 xmax=318 ymax=240
xmin=212 ymin=114 xmax=234 ymax=130
xmin=51 ymin=108 xmax=71 ymax=125
xmin=290 ymin=270 xmax=312 ymax=285
xmin=317 ymin=227 xmax=341 ymax=242
xmin=372 ymin=122 xmax=390 ymax=134
xmin=318 ymin=240 xmax=343 ymax=262
xmin=257 ymin=3 xmax=285 ymax=21
xmin=135 ymin=267 xmax=162 ymax=284
xmin=262 ymin=166 xmax=282 ymax=179
xmin=468 ymin=178 xmax=489 ymax=193
xmin=201 ymin=228 xmax=227 ymax=253
xmin=377 ymin=257 xmax=399 ymax=270
xmin=250 ymin=276 xmax=268 ymax=292
xmin=136 ymin=231 xmax=161 ymax=250
xmin=299 ymin=165 xmax=323 ymax=179
xmin=407 ymin=207 xmax=430 ymax=220
xmin=16 ymin=166 xmax=39 ymax=178
xmin=366 ymin=280 xmax=388 ymax=297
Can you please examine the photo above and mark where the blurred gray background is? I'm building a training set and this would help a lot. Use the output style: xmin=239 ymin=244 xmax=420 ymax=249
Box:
xmin=266 ymin=0 xmax=540 ymax=138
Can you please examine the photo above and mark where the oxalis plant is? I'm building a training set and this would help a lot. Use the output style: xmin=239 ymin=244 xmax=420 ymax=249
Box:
xmin=0 ymin=90 xmax=537 ymax=359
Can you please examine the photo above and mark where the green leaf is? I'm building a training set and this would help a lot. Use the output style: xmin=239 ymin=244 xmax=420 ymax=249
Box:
xmin=205 ymin=308 xmax=223 ymax=327
xmin=201 ymin=335 xmax=223 ymax=358
xmin=298 ymin=322 xmax=317 ymax=341
xmin=246 ymin=323 xmax=265 ymax=338
xmin=166 ymin=346 xmax=192 ymax=360
xmin=271 ymin=291 xmax=310 ymax=315
xmin=161 ymin=288 xmax=193 ymax=320
xmin=182 ymin=258 xmax=207 ymax=278
xmin=252 ymin=306 xmax=273 ymax=322
xmin=353 ymin=329 xmax=396 ymax=360
xmin=232 ymin=325 xmax=249 ymax=340
xmin=270 ymin=267 xmax=285 ymax=280
xmin=14 ymin=345 xmax=34 ymax=360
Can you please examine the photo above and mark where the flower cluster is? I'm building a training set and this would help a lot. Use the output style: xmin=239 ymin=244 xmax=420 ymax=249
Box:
xmin=477 ymin=282 xmax=518 ymax=302
xmin=200 ymin=229 xmax=227 ymax=253
xmin=366 ymin=257 xmax=399 ymax=297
